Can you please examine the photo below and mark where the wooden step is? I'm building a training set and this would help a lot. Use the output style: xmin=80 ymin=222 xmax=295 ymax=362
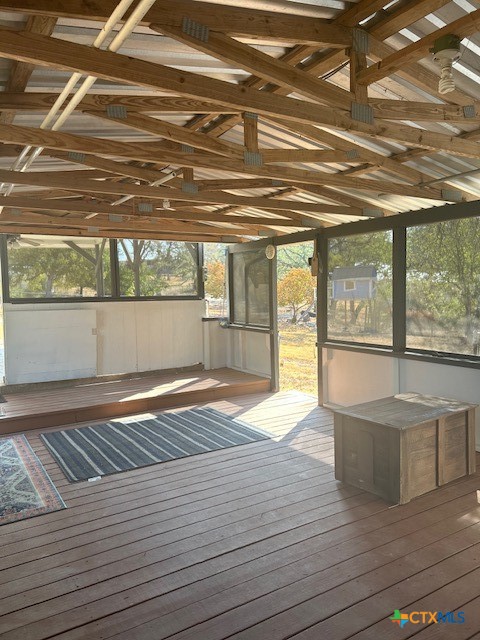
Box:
xmin=0 ymin=369 xmax=271 ymax=435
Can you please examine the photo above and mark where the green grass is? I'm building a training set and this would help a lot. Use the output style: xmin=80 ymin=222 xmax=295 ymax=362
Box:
xmin=278 ymin=322 xmax=317 ymax=396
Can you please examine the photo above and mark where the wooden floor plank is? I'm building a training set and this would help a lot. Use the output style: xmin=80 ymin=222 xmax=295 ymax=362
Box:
xmin=0 ymin=390 xmax=478 ymax=640
xmin=0 ymin=368 xmax=270 ymax=433
xmin=66 ymin=495 xmax=480 ymax=640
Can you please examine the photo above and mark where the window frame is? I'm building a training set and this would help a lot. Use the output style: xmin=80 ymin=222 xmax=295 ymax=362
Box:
xmin=317 ymin=200 xmax=480 ymax=364
xmin=1 ymin=235 xmax=204 ymax=304
xmin=227 ymin=245 xmax=273 ymax=329
xmin=326 ymin=231 xmax=393 ymax=348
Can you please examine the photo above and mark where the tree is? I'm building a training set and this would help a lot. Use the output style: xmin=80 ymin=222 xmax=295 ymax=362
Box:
xmin=205 ymin=260 xmax=225 ymax=299
xmin=277 ymin=243 xmax=313 ymax=278
xmin=118 ymin=240 xmax=197 ymax=296
xmin=8 ymin=243 xmax=107 ymax=297
xmin=407 ymin=218 xmax=480 ymax=349
xmin=278 ymin=267 xmax=315 ymax=323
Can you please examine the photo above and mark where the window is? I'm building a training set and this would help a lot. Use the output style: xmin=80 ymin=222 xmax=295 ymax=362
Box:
xmin=117 ymin=240 xmax=199 ymax=297
xmin=203 ymin=242 xmax=228 ymax=317
xmin=6 ymin=235 xmax=112 ymax=299
xmin=406 ymin=218 xmax=480 ymax=356
xmin=4 ymin=235 xmax=202 ymax=301
xmin=344 ymin=280 xmax=356 ymax=291
xmin=328 ymin=231 xmax=392 ymax=345
xmin=231 ymin=248 xmax=270 ymax=327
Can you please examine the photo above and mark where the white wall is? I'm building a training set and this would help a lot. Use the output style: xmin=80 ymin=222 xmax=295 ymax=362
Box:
xmin=4 ymin=300 xmax=205 ymax=384
xmin=227 ymin=328 xmax=271 ymax=378
xmin=322 ymin=346 xmax=480 ymax=449
xmin=202 ymin=320 xmax=228 ymax=370
xmin=4 ymin=308 xmax=97 ymax=384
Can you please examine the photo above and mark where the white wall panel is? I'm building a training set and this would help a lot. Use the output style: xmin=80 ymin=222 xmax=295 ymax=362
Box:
xmin=202 ymin=321 xmax=228 ymax=370
xmin=3 ymin=300 xmax=204 ymax=383
xmin=227 ymin=329 xmax=271 ymax=378
xmin=322 ymin=347 xmax=397 ymax=407
xmin=322 ymin=347 xmax=480 ymax=450
xmin=4 ymin=309 xmax=97 ymax=383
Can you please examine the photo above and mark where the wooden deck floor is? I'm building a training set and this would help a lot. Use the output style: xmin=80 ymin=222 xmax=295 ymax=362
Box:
xmin=0 ymin=368 xmax=270 ymax=434
xmin=1 ymin=391 xmax=480 ymax=639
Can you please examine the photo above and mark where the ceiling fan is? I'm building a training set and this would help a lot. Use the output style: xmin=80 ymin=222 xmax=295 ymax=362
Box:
xmin=6 ymin=234 xmax=41 ymax=248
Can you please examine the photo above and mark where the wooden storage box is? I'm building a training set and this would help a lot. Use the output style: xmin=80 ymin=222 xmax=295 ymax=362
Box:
xmin=334 ymin=393 xmax=476 ymax=504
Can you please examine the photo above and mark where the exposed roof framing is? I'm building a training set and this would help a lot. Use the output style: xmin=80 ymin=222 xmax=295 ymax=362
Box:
xmin=0 ymin=0 xmax=478 ymax=241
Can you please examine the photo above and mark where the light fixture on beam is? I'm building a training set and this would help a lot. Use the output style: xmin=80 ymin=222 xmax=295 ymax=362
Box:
xmin=431 ymin=34 xmax=462 ymax=95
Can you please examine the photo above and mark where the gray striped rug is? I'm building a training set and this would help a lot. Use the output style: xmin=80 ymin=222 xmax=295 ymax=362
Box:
xmin=40 ymin=407 xmax=271 ymax=482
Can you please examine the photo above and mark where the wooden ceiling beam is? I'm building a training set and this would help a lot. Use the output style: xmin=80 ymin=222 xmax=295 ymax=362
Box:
xmin=265 ymin=118 xmax=424 ymax=184
xmin=150 ymin=24 xmax=354 ymax=110
xmin=46 ymin=151 xmax=176 ymax=183
xmin=0 ymin=92 xmax=242 ymax=114
xmin=365 ymin=0 xmax=452 ymax=41
xmin=369 ymin=100 xmax=480 ymax=123
xmin=0 ymin=14 xmax=57 ymax=125
xmin=0 ymin=211 xmax=258 ymax=236
xmin=1 ymin=196 xmax=135 ymax=218
xmin=0 ymin=28 xmax=349 ymax=129
xmin=0 ymin=223 xmax=242 ymax=242
xmin=0 ymin=169 xmax=381 ymax=212
xmin=0 ymin=196 xmax=305 ymax=225
xmin=359 ymin=9 xmax=480 ymax=85
xmin=0 ymin=0 xmax=353 ymax=46
xmin=294 ymin=183 xmax=396 ymax=215
xmin=0 ymin=122 xmax=449 ymax=198
xmin=261 ymin=149 xmax=365 ymax=164
xmin=4 ymin=169 xmax=107 ymax=181
xmin=194 ymin=179 xmax=286 ymax=192
xmin=87 ymin=111 xmax=243 ymax=159
xmin=6 ymin=188 xmax=93 ymax=199
xmin=336 ymin=0 xmax=393 ymax=27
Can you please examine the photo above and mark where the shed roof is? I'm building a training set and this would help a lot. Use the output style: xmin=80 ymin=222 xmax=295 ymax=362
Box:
xmin=332 ymin=266 xmax=377 ymax=280
xmin=0 ymin=1 xmax=478 ymax=242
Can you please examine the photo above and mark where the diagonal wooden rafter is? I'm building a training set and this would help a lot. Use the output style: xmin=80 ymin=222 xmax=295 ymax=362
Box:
xmin=0 ymin=169 xmax=383 ymax=216
xmin=6 ymin=91 xmax=480 ymax=125
xmin=0 ymin=196 xmax=310 ymax=227
xmin=0 ymin=0 xmax=478 ymax=240
xmin=0 ymin=28 xmax=345 ymax=129
xmin=0 ymin=223 xmax=245 ymax=242
xmin=87 ymin=111 xmax=243 ymax=159
xmin=0 ymin=123 xmax=451 ymax=200
xmin=0 ymin=92 xmax=244 ymax=114
xmin=362 ymin=0 xmax=453 ymax=41
xmin=191 ymin=0 xmax=475 ymax=188
xmin=0 ymin=210 xmax=268 ymax=236
xmin=359 ymin=8 xmax=480 ymax=86
xmin=2 ymin=27 xmax=480 ymax=162
xmin=150 ymin=23 xmax=355 ymax=110
xmin=0 ymin=0 xmax=355 ymax=46
xmin=45 ymin=150 xmax=179 ymax=184
xmin=0 ymin=14 xmax=57 ymax=125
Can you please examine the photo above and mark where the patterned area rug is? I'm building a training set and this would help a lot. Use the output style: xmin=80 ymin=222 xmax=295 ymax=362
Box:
xmin=0 ymin=435 xmax=66 ymax=526
xmin=41 ymin=406 xmax=271 ymax=482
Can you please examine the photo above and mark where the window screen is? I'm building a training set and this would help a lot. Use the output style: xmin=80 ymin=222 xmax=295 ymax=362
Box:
xmin=231 ymin=248 xmax=271 ymax=327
